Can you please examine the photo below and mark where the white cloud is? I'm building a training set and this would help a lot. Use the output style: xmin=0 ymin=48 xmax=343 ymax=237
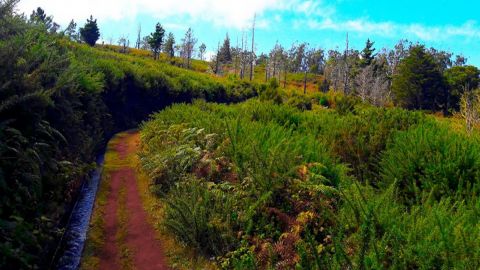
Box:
xmin=304 ymin=18 xmax=480 ymax=41
xmin=17 ymin=0 xmax=303 ymax=29
xmin=294 ymin=0 xmax=334 ymax=17
xmin=306 ymin=18 xmax=395 ymax=36
xmin=17 ymin=0 xmax=479 ymax=43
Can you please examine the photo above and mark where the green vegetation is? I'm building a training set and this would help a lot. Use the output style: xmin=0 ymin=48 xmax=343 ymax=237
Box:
xmin=2 ymin=0 xmax=480 ymax=269
xmin=79 ymin=16 xmax=100 ymax=46
xmin=147 ymin=23 xmax=165 ymax=60
xmin=391 ymin=45 xmax=447 ymax=112
xmin=140 ymin=99 xmax=480 ymax=269
xmin=0 ymin=3 xmax=257 ymax=268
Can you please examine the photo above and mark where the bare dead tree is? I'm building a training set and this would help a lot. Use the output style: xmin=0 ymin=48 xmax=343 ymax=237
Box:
xmin=267 ymin=42 xmax=284 ymax=83
xmin=282 ymin=48 xmax=289 ymax=88
xmin=460 ymin=84 xmax=480 ymax=133
xmin=355 ymin=65 xmax=375 ymax=102
xmin=118 ymin=35 xmax=129 ymax=53
xmin=265 ymin=57 xmax=269 ymax=82
xmin=249 ymin=13 xmax=256 ymax=81
xmin=325 ymin=49 xmax=344 ymax=92
xmin=240 ymin=31 xmax=247 ymax=79
xmin=343 ymin=33 xmax=350 ymax=95
xmin=299 ymin=44 xmax=315 ymax=94
xmin=371 ymin=74 xmax=390 ymax=106
xmin=234 ymin=35 xmax=239 ymax=76
xmin=387 ymin=39 xmax=411 ymax=77
xmin=181 ymin=28 xmax=197 ymax=68
xmin=214 ymin=41 xmax=220 ymax=74
xmin=198 ymin=43 xmax=206 ymax=60
xmin=135 ymin=24 xmax=141 ymax=49
xmin=355 ymin=64 xmax=390 ymax=106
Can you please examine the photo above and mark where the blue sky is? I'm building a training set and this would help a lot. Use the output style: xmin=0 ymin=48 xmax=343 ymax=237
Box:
xmin=18 ymin=0 xmax=480 ymax=65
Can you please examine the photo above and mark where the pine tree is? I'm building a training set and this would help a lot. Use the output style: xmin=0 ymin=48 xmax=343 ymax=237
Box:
xmin=219 ymin=34 xmax=232 ymax=63
xmin=29 ymin=7 xmax=59 ymax=32
xmin=63 ymin=20 xmax=78 ymax=41
xmin=79 ymin=15 xmax=100 ymax=46
xmin=148 ymin=23 xmax=165 ymax=60
xmin=392 ymin=45 xmax=447 ymax=111
xmin=29 ymin=7 xmax=52 ymax=28
xmin=360 ymin=39 xmax=376 ymax=67
xmin=163 ymin=32 xmax=175 ymax=58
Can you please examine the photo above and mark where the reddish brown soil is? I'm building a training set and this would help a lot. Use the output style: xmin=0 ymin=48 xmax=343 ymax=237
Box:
xmin=124 ymin=169 xmax=169 ymax=269
xmin=98 ymin=132 xmax=169 ymax=270
xmin=99 ymin=170 xmax=123 ymax=270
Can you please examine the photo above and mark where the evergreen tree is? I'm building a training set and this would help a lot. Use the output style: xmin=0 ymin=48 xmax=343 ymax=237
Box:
xmin=79 ymin=15 xmax=100 ymax=46
xmin=391 ymin=45 xmax=447 ymax=112
xmin=63 ymin=19 xmax=78 ymax=40
xmin=219 ymin=33 xmax=232 ymax=63
xmin=444 ymin=65 xmax=480 ymax=110
xmin=360 ymin=39 xmax=376 ymax=67
xmin=29 ymin=7 xmax=52 ymax=28
xmin=29 ymin=7 xmax=59 ymax=32
xmin=148 ymin=23 xmax=165 ymax=60
xmin=163 ymin=32 xmax=175 ymax=58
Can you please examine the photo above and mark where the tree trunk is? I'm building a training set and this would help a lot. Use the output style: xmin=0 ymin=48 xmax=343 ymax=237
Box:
xmin=249 ymin=14 xmax=256 ymax=81
xmin=303 ymin=71 xmax=308 ymax=94
xmin=265 ymin=59 xmax=268 ymax=82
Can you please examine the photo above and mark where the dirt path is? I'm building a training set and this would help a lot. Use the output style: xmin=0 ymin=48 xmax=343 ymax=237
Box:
xmin=97 ymin=131 xmax=169 ymax=270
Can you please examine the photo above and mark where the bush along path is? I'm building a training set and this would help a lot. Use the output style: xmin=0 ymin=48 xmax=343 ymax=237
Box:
xmin=81 ymin=131 xmax=169 ymax=270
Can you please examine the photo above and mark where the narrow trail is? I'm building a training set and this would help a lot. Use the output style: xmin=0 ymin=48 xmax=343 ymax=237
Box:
xmin=97 ymin=131 xmax=169 ymax=270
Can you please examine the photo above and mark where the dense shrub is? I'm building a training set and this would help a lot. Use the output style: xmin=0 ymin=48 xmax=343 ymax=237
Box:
xmin=163 ymin=178 xmax=238 ymax=256
xmin=140 ymin=101 xmax=350 ymax=268
xmin=381 ymin=122 xmax=480 ymax=201
xmin=259 ymin=79 xmax=283 ymax=104
xmin=310 ymin=93 xmax=330 ymax=107
xmin=286 ymin=94 xmax=313 ymax=111
xmin=338 ymin=183 xmax=480 ymax=269
xmin=140 ymin=100 xmax=480 ymax=269
xmin=333 ymin=95 xmax=360 ymax=115
xmin=326 ymin=107 xmax=426 ymax=182
xmin=139 ymin=124 xmax=205 ymax=192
